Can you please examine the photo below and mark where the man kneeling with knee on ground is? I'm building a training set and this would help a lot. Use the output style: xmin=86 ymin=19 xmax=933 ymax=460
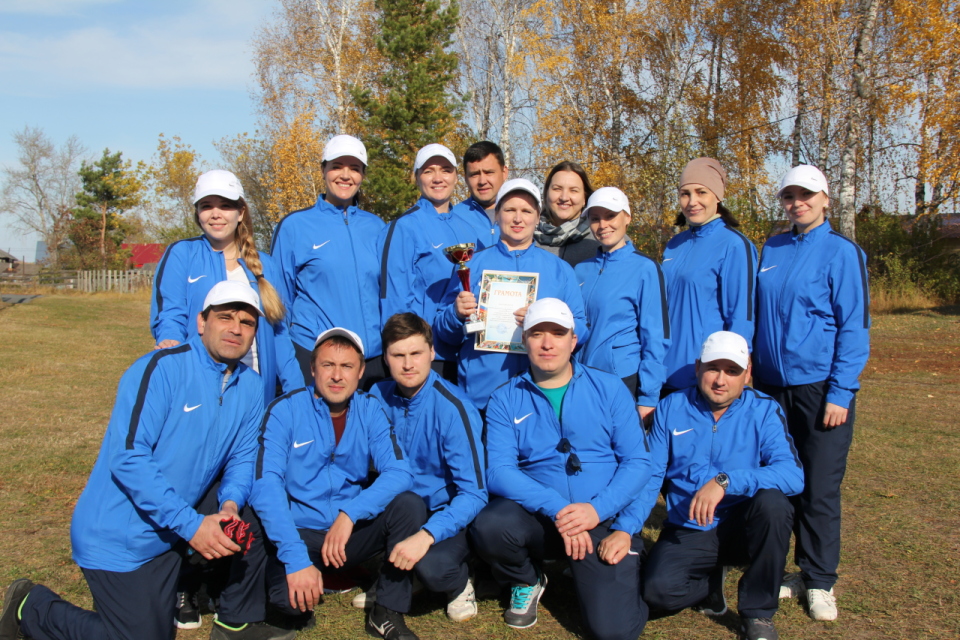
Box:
xmin=630 ymin=331 xmax=804 ymax=640
xmin=1 ymin=281 xmax=292 ymax=640
xmin=214 ymin=327 xmax=423 ymax=640
xmin=369 ymin=312 xmax=487 ymax=622
xmin=469 ymin=298 xmax=656 ymax=639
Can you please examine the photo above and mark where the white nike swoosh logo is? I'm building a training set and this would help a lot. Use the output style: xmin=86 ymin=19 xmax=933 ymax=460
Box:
xmin=672 ymin=428 xmax=694 ymax=436
xmin=760 ymin=265 xmax=778 ymax=272
xmin=183 ymin=404 xmax=201 ymax=412
xmin=579 ymin=282 xmax=584 ymax=286
xmin=187 ymin=275 xmax=206 ymax=283
xmin=514 ymin=413 xmax=533 ymax=424
xmin=663 ymin=258 xmax=674 ymax=262
xmin=293 ymin=440 xmax=314 ymax=448
xmin=313 ymin=241 xmax=330 ymax=250
xmin=432 ymin=242 xmax=444 ymax=249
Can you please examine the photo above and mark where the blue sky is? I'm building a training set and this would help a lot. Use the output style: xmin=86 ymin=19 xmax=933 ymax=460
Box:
xmin=0 ymin=0 xmax=276 ymax=260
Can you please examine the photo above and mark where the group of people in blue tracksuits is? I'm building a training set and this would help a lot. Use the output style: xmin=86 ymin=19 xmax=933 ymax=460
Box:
xmin=0 ymin=136 xmax=869 ymax=640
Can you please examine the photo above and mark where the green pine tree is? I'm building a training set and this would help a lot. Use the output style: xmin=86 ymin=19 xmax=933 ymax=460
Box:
xmin=72 ymin=149 xmax=142 ymax=268
xmin=352 ymin=0 xmax=463 ymax=219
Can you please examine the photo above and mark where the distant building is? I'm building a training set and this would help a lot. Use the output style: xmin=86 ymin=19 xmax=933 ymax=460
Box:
xmin=121 ymin=243 xmax=167 ymax=270
xmin=0 ymin=249 xmax=19 ymax=272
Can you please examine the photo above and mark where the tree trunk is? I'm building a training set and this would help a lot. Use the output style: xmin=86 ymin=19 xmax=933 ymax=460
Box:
xmin=836 ymin=0 xmax=880 ymax=241
xmin=100 ymin=202 xmax=108 ymax=267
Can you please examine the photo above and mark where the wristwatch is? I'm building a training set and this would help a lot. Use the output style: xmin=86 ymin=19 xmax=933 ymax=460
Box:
xmin=715 ymin=472 xmax=730 ymax=491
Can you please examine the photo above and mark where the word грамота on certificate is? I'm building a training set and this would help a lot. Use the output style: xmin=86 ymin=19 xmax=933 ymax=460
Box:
xmin=475 ymin=270 xmax=539 ymax=354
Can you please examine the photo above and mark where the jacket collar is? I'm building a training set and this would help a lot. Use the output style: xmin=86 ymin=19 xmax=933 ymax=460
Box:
xmin=692 ymin=385 xmax=747 ymax=420
xmin=519 ymin=359 xmax=582 ymax=389
xmin=315 ymin=195 xmax=357 ymax=217
xmin=388 ymin=368 xmax=437 ymax=411
xmin=689 ymin=216 xmax=724 ymax=238
xmin=791 ymin=218 xmax=832 ymax=242
xmin=189 ymin=334 xmax=232 ymax=375
xmin=494 ymin=239 xmax=535 ymax=258
xmin=418 ymin=196 xmax=453 ymax=220
xmin=596 ymin=239 xmax=635 ymax=262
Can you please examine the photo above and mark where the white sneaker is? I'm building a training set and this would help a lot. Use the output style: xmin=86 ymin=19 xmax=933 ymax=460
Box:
xmin=351 ymin=586 xmax=376 ymax=609
xmin=806 ymin=587 xmax=837 ymax=621
xmin=446 ymin=578 xmax=478 ymax=622
xmin=779 ymin=572 xmax=804 ymax=600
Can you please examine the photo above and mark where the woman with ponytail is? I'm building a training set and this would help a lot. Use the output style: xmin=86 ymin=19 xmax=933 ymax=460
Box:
xmin=660 ymin=157 xmax=758 ymax=393
xmin=151 ymin=169 xmax=300 ymax=405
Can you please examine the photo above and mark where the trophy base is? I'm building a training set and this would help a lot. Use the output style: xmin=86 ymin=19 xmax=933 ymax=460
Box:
xmin=464 ymin=320 xmax=485 ymax=335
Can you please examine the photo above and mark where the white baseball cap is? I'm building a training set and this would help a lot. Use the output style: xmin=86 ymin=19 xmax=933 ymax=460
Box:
xmin=414 ymin=144 xmax=458 ymax=172
xmin=584 ymin=186 xmax=630 ymax=217
xmin=323 ymin=135 xmax=368 ymax=166
xmin=778 ymin=165 xmax=829 ymax=198
xmin=314 ymin=327 xmax=365 ymax=358
xmin=699 ymin=331 xmax=749 ymax=369
xmin=495 ymin=178 xmax=542 ymax=210
xmin=202 ymin=280 xmax=264 ymax=317
xmin=194 ymin=170 xmax=244 ymax=205
xmin=523 ymin=297 xmax=574 ymax=332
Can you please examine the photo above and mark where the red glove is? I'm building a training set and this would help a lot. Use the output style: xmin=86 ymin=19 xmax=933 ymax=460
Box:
xmin=220 ymin=518 xmax=254 ymax=554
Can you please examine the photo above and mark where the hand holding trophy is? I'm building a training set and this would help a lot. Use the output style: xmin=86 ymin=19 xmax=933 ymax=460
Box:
xmin=444 ymin=243 xmax=485 ymax=334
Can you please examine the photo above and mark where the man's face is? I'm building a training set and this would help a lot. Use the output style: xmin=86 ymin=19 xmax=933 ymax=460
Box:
xmin=465 ymin=155 xmax=507 ymax=208
xmin=524 ymin=322 xmax=577 ymax=378
xmin=383 ymin=334 xmax=435 ymax=398
xmin=311 ymin=341 xmax=365 ymax=409
xmin=197 ymin=305 xmax=258 ymax=365
xmin=696 ymin=358 xmax=750 ymax=412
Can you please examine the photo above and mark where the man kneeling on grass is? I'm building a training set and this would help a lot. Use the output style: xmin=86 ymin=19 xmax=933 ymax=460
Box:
xmin=369 ymin=313 xmax=487 ymax=622
xmin=214 ymin=327 xmax=423 ymax=640
xmin=468 ymin=298 xmax=656 ymax=640
xmin=1 ymin=281 xmax=293 ymax=640
xmin=627 ymin=331 xmax=804 ymax=640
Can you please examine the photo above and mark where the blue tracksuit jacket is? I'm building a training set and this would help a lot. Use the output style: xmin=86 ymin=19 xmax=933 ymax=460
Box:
xmin=150 ymin=235 xmax=300 ymax=403
xmin=251 ymin=388 xmax=413 ymax=574
xmin=270 ymin=197 xmax=386 ymax=356
xmin=370 ymin=371 xmax=487 ymax=543
xmin=71 ymin=337 xmax=263 ymax=572
xmin=378 ymin=197 xmax=485 ymax=362
xmin=753 ymin=221 xmax=870 ymax=408
xmin=615 ymin=386 xmax=804 ymax=534
xmin=661 ymin=217 xmax=758 ymax=390
xmin=485 ymin=363 xmax=654 ymax=521
xmin=575 ymin=240 xmax=671 ymax=406
xmin=454 ymin=197 xmax=500 ymax=249
xmin=433 ymin=241 xmax=589 ymax=408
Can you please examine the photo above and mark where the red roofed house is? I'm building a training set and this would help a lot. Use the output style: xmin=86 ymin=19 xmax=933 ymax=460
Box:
xmin=122 ymin=244 xmax=167 ymax=269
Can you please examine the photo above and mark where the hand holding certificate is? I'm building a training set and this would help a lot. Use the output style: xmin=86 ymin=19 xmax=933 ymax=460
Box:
xmin=475 ymin=270 xmax=539 ymax=353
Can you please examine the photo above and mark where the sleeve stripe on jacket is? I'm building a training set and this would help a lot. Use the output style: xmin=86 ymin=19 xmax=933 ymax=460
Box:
xmin=433 ymin=380 xmax=485 ymax=489
xmin=830 ymin=231 xmax=871 ymax=329
xmin=255 ymin=388 xmax=306 ymax=480
xmin=153 ymin=237 xmax=199 ymax=314
xmin=726 ymin=227 xmax=755 ymax=322
xmin=125 ymin=343 xmax=192 ymax=449
xmin=379 ymin=220 xmax=398 ymax=300
xmin=744 ymin=387 xmax=802 ymax=468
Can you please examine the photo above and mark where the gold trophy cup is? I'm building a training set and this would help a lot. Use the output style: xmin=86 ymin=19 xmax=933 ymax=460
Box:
xmin=444 ymin=243 xmax=485 ymax=334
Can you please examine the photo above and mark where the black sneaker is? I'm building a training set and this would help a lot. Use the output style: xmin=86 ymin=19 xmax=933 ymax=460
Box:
xmin=175 ymin=591 xmax=202 ymax=629
xmin=365 ymin=603 xmax=419 ymax=640
xmin=209 ymin=619 xmax=296 ymax=640
xmin=1 ymin=579 xmax=34 ymax=640
xmin=693 ymin=566 xmax=728 ymax=616
xmin=740 ymin=616 xmax=778 ymax=640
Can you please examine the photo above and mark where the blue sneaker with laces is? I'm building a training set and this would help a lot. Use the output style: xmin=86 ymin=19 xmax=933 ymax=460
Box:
xmin=504 ymin=570 xmax=547 ymax=629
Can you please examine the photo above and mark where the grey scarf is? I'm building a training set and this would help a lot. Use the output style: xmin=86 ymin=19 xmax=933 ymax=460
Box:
xmin=534 ymin=213 xmax=593 ymax=247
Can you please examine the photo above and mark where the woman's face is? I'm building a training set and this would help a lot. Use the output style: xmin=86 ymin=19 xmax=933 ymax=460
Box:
xmin=588 ymin=207 xmax=631 ymax=252
xmin=779 ymin=185 xmax=828 ymax=233
xmin=416 ymin=157 xmax=457 ymax=211
xmin=197 ymin=195 xmax=242 ymax=249
xmin=678 ymin=183 xmax=720 ymax=225
xmin=546 ymin=170 xmax=586 ymax=224
xmin=324 ymin=155 xmax=365 ymax=208
xmin=497 ymin=193 xmax=540 ymax=249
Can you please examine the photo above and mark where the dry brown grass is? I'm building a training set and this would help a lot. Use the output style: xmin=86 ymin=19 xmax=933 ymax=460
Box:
xmin=1 ymin=296 xmax=958 ymax=639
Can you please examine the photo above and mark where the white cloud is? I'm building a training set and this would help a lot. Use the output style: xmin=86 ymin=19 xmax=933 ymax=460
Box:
xmin=0 ymin=0 xmax=272 ymax=91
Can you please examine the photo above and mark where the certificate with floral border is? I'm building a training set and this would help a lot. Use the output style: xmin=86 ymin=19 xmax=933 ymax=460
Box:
xmin=475 ymin=270 xmax=539 ymax=353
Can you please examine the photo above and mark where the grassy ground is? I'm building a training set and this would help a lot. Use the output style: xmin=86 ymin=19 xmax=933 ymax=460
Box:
xmin=0 ymin=294 xmax=958 ymax=639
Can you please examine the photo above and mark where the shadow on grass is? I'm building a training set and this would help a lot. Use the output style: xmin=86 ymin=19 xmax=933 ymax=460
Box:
xmin=879 ymin=303 xmax=960 ymax=316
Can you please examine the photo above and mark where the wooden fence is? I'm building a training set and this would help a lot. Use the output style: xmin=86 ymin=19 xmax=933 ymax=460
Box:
xmin=0 ymin=269 xmax=154 ymax=293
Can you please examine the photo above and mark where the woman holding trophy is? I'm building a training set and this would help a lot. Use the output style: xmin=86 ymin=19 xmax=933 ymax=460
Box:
xmin=433 ymin=179 xmax=588 ymax=410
